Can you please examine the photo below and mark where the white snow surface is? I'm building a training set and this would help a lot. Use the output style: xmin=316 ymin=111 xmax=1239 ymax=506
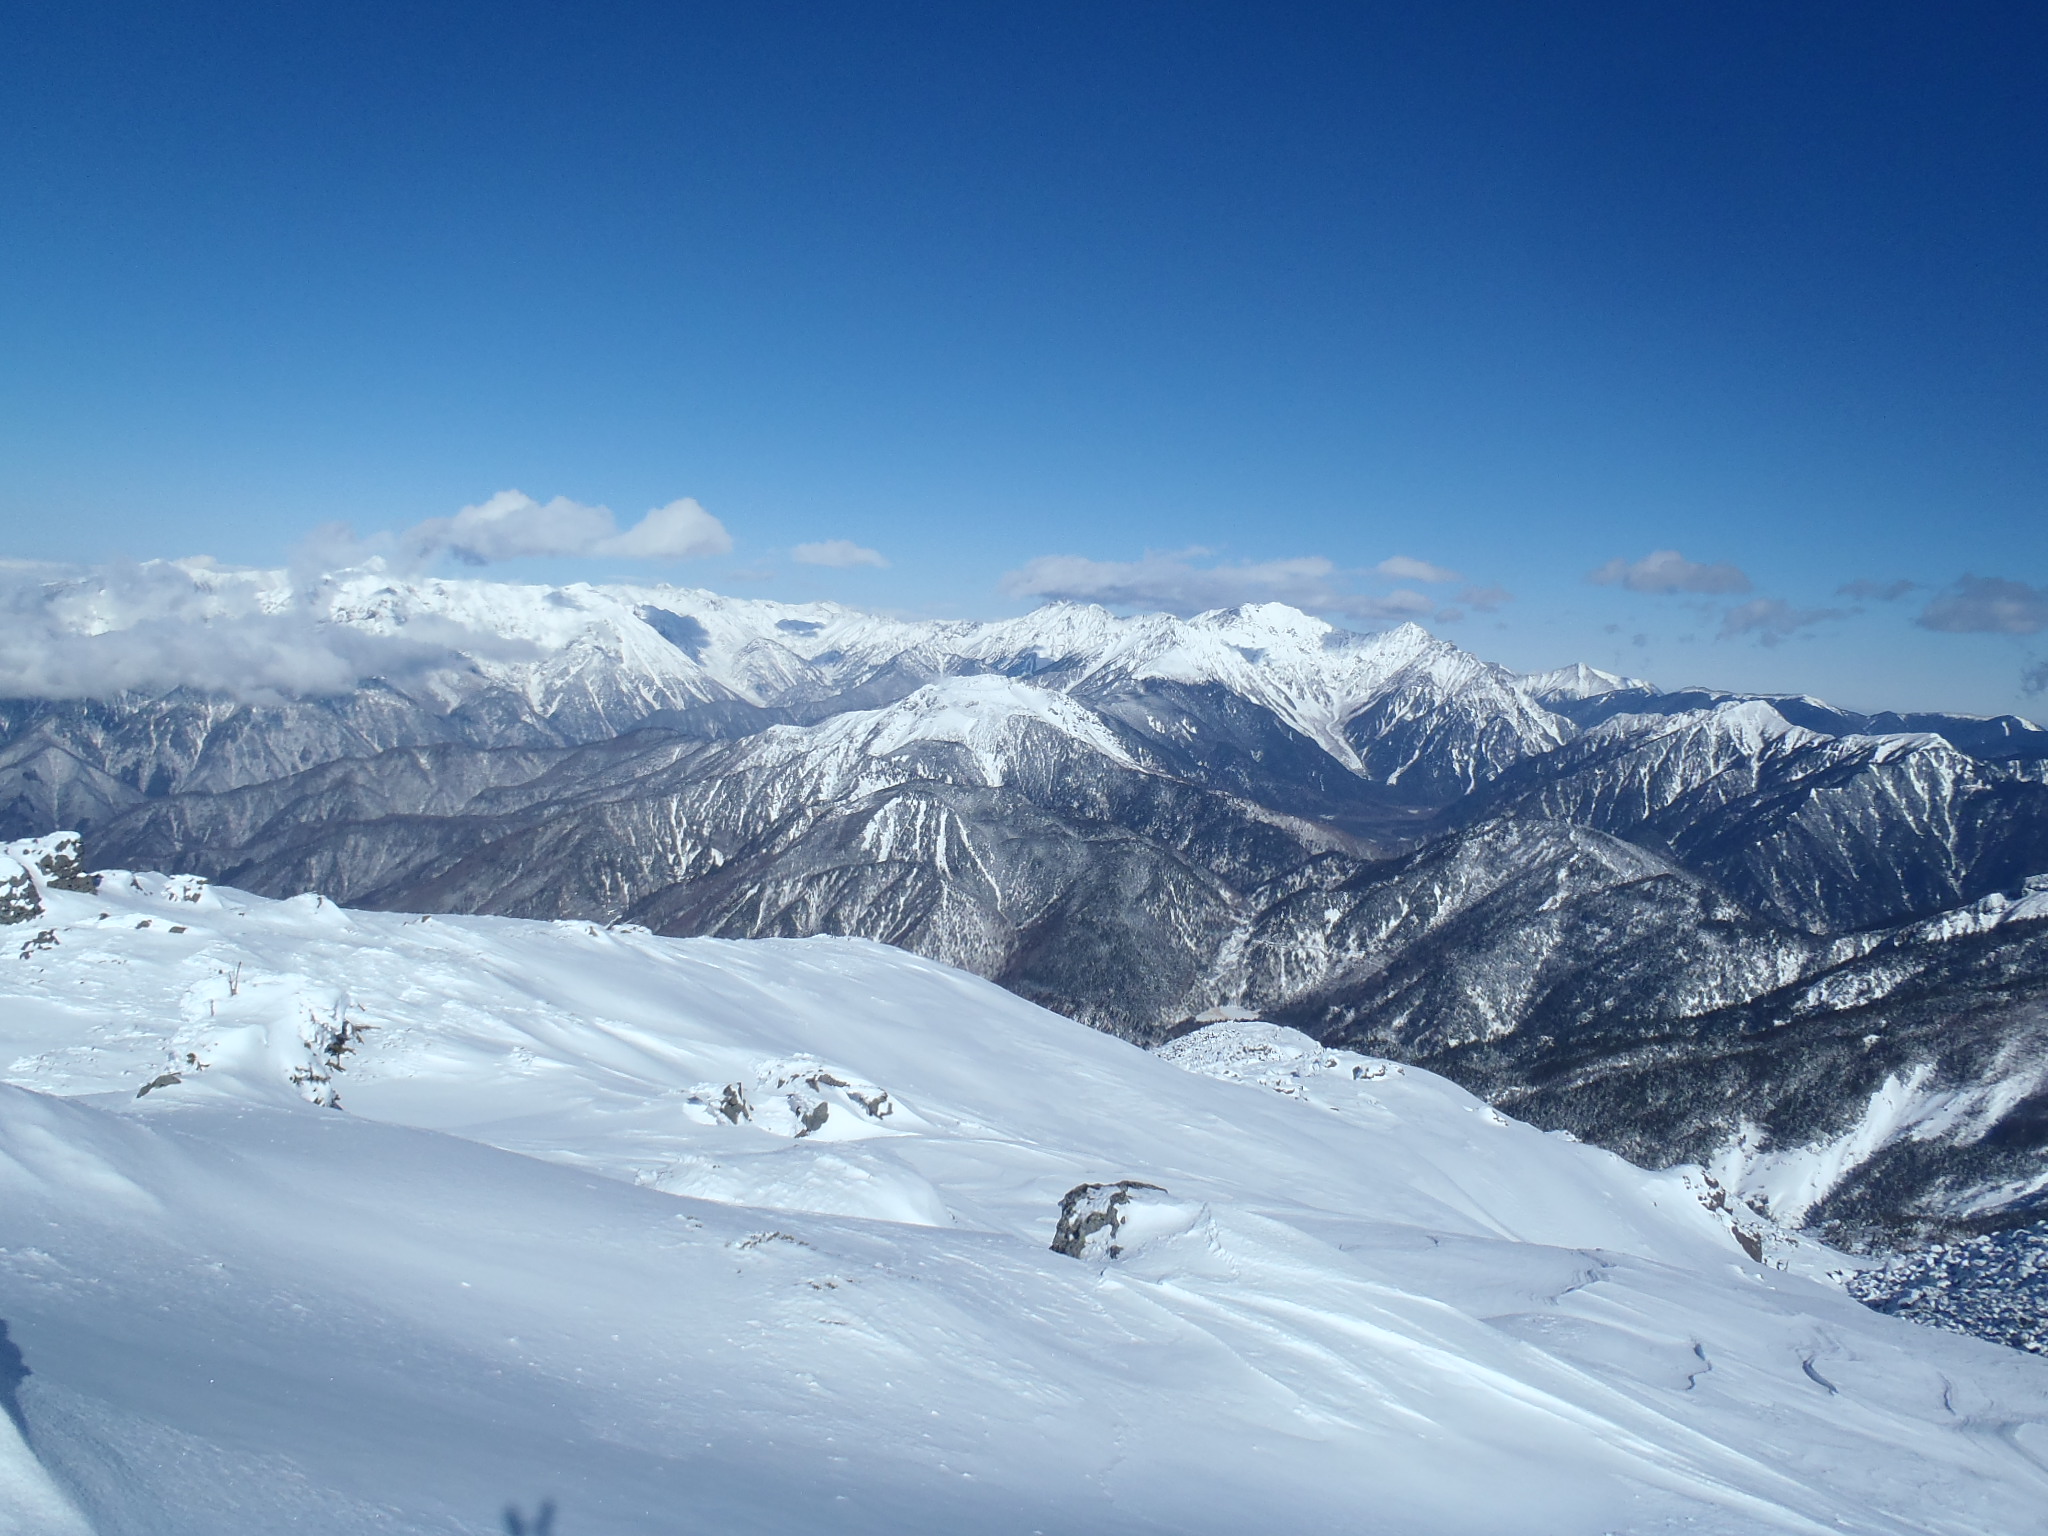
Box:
xmin=771 ymin=674 xmax=1148 ymax=779
xmin=1 ymin=838 xmax=2046 ymax=1534
xmin=1516 ymin=662 xmax=1653 ymax=701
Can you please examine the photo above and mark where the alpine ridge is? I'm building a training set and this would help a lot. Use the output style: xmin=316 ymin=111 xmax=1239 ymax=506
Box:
xmin=5 ymin=564 xmax=2047 ymax=1264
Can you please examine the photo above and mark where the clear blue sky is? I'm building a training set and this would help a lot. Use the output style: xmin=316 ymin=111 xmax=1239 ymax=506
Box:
xmin=4 ymin=2 xmax=2045 ymax=713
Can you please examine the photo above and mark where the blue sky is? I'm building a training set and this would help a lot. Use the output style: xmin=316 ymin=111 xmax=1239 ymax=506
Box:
xmin=3 ymin=2 xmax=2045 ymax=713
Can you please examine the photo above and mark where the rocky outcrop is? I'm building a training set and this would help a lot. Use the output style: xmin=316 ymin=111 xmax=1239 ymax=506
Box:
xmin=0 ymin=867 xmax=39 ymax=926
xmin=25 ymin=832 xmax=94 ymax=893
xmin=0 ymin=832 xmax=92 ymax=924
xmin=1050 ymin=1181 xmax=1168 ymax=1261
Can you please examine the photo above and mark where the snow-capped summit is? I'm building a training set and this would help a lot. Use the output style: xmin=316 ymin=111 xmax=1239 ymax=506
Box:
xmin=801 ymin=673 xmax=1147 ymax=777
xmin=1517 ymin=660 xmax=1654 ymax=702
xmin=1610 ymin=695 xmax=1824 ymax=753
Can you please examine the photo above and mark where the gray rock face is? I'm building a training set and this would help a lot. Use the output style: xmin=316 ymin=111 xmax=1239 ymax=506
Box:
xmin=25 ymin=831 xmax=94 ymax=893
xmin=1050 ymin=1182 xmax=1168 ymax=1261
xmin=0 ymin=868 xmax=40 ymax=926
xmin=9 ymin=590 xmax=2048 ymax=1256
xmin=0 ymin=832 xmax=93 ymax=924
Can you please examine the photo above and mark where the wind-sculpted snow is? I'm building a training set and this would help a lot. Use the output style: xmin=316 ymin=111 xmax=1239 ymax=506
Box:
xmin=46 ymin=701 xmax=2048 ymax=1249
xmin=3 ymin=850 xmax=2048 ymax=1533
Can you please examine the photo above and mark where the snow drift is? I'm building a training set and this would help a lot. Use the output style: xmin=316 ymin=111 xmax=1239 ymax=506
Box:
xmin=0 ymin=836 xmax=2045 ymax=1534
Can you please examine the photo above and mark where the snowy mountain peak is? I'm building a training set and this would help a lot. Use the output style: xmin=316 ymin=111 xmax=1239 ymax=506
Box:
xmin=1354 ymin=618 xmax=1437 ymax=656
xmin=1591 ymin=696 xmax=1820 ymax=756
xmin=1518 ymin=661 xmax=1655 ymax=701
xmin=1187 ymin=600 xmax=1339 ymax=645
xmin=1627 ymin=697 xmax=1976 ymax=765
xmin=808 ymin=674 xmax=1144 ymax=773
xmin=1708 ymin=696 xmax=1813 ymax=747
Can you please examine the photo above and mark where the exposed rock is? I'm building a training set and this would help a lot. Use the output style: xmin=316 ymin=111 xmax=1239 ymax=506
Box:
xmin=1845 ymin=1222 xmax=2048 ymax=1354
xmin=1050 ymin=1181 xmax=1166 ymax=1261
xmin=28 ymin=833 xmax=96 ymax=893
xmin=0 ymin=866 xmax=40 ymax=926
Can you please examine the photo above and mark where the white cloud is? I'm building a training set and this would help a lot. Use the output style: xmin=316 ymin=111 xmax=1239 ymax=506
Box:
xmin=406 ymin=491 xmax=731 ymax=566
xmin=1375 ymin=556 xmax=1461 ymax=583
xmin=792 ymin=539 xmax=889 ymax=569
xmin=1457 ymin=584 xmax=1512 ymax=612
xmin=1916 ymin=575 xmax=2048 ymax=635
xmin=407 ymin=491 xmax=610 ymax=564
xmin=291 ymin=521 xmax=393 ymax=580
xmin=1000 ymin=552 xmax=1434 ymax=622
xmin=1589 ymin=550 xmax=1751 ymax=595
xmin=0 ymin=561 xmax=531 ymax=703
xmin=597 ymin=498 xmax=734 ymax=561
xmin=1718 ymin=598 xmax=1845 ymax=647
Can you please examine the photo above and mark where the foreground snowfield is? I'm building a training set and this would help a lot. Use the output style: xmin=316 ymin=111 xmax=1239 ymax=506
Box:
xmin=2 ymin=840 xmax=2046 ymax=1534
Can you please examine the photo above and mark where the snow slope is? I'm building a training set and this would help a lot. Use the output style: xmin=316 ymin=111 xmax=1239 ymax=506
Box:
xmin=2 ymin=838 xmax=2047 ymax=1534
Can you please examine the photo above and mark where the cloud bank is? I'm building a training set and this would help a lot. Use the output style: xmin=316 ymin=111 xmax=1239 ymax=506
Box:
xmin=1589 ymin=550 xmax=1752 ymax=595
xmin=0 ymin=561 xmax=526 ymax=704
xmin=1718 ymin=598 xmax=1846 ymax=647
xmin=1000 ymin=552 xmax=1436 ymax=622
xmin=1916 ymin=575 xmax=2048 ymax=635
xmin=406 ymin=491 xmax=732 ymax=566
xmin=1457 ymin=584 xmax=1512 ymax=613
xmin=792 ymin=539 xmax=889 ymax=569
xmin=1375 ymin=556 xmax=1460 ymax=583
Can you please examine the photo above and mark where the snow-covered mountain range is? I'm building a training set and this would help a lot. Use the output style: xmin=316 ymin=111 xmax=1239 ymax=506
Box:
xmin=4 ymin=567 xmax=2047 ymax=1257
xmin=3 ymin=835 xmax=2045 ymax=1535
xmin=0 ymin=570 xmax=1578 ymax=835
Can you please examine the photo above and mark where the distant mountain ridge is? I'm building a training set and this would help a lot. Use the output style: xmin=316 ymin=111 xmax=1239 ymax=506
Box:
xmin=5 ymin=568 xmax=2047 ymax=1253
